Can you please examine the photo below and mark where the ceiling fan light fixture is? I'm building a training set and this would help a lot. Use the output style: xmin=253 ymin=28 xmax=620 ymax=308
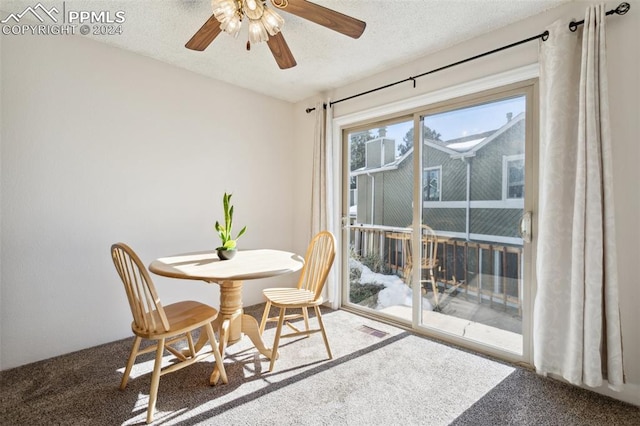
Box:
xmin=242 ymin=0 xmax=264 ymax=19
xmin=248 ymin=19 xmax=269 ymax=43
xmin=261 ymin=7 xmax=284 ymax=36
xmin=212 ymin=0 xmax=237 ymax=21
xmin=212 ymin=0 xmax=242 ymax=37
xmin=220 ymin=12 xmax=242 ymax=37
xmin=211 ymin=0 xmax=283 ymax=44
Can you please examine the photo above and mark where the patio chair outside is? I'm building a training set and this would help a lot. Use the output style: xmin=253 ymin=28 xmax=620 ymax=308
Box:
xmin=403 ymin=224 xmax=441 ymax=309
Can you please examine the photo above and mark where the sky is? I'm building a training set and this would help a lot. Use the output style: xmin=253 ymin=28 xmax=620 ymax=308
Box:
xmin=381 ymin=95 xmax=526 ymax=148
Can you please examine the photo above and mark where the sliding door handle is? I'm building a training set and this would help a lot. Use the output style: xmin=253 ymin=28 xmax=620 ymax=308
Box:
xmin=519 ymin=211 xmax=532 ymax=243
xmin=341 ymin=216 xmax=350 ymax=230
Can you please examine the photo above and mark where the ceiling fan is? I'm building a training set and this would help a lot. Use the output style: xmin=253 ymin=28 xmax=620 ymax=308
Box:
xmin=185 ymin=0 xmax=366 ymax=69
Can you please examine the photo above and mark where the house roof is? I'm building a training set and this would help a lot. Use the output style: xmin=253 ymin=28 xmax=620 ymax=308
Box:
xmin=430 ymin=130 xmax=495 ymax=152
xmin=352 ymin=112 xmax=525 ymax=175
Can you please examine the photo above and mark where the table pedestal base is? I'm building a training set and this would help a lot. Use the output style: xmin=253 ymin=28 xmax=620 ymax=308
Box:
xmin=195 ymin=280 xmax=273 ymax=385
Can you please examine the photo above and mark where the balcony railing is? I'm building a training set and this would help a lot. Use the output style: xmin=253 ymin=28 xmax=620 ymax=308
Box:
xmin=349 ymin=223 xmax=523 ymax=313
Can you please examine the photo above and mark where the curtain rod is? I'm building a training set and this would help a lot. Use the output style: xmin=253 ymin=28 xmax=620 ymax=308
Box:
xmin=305 ymin=2 xmax=630 ymax=114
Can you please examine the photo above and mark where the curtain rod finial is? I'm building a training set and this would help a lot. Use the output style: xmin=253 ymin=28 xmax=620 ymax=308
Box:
xmin=305 ymin=103 xmax=327 ymax=114
xmin=616 ymin=2 xmax=630 ymax=15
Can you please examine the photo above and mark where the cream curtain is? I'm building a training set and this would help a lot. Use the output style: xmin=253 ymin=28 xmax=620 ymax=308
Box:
xmin=311 ymin=102 xmax=328 ymax=235
xmin=311 ymin=102 xmax=338 ymax=306
xmin=535 ymin=4 xmax=624 ymax=390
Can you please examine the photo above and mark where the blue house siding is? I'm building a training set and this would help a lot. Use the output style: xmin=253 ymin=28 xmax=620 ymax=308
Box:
xmin=470 ymin=123 xmax=524 ymax=201
xmin=470 ymin=209 xmax=522 ymax=239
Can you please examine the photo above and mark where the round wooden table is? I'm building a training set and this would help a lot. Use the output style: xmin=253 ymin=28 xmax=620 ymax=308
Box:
xmin=149 ymin=249 xmax=304 ymax=383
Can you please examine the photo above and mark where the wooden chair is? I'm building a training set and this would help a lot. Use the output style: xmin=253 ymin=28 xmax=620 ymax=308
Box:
xmin=403 ymin=225 xmax=441 ymax=310
xmin=259 ymin=231 xmax=336 ymax=372
xmin=110 ymin=243 xmax=227 ymax=424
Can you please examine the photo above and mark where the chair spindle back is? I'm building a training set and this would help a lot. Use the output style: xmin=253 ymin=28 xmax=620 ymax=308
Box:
xmin=297 ymin=231 xmax=336 ymax=300
xmin=405 ymin=225 xmax=438 ymax=267
xmin=419 ymin=225 xmax=437 ymax=267
xmin=111 ymin=243 xmax=170 ymax=334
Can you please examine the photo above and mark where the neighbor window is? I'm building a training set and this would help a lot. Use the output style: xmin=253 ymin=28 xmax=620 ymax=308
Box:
xmin=423 ymin=167 xmax=441 ymax=201
xmin=503 ymin=155 xmax=524 ymax=199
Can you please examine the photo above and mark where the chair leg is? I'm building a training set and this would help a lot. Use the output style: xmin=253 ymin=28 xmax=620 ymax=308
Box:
xmin=259 ymin=300 xmax=272 ymax=334
xmin=430 ymin=268 xmax=440 ymax=309
xmin=120 ymin=336 xmax=142 ymax=390
xmin=204 ymin=322 xmax=228 ymax=385
xmin=314 ymin=305 xmax=332 ymax=360
xmin=185 ymin=331 xmax=195 ymax=357
xmin=302 ymin=307 xmax=310 ymax=334
xmin=403 ymin=265 xmax=412 ymax=285
xmin=269 ymin=307 xmax=286 ymax=372
xmin=147 ymin=338 xmax=165 ymax=424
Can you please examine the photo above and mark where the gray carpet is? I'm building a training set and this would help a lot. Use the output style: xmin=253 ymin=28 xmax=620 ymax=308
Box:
xmin=0 ymin=304 xmax=638 ymax=425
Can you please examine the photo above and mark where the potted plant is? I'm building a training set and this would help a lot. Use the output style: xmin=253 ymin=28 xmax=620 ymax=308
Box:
xmin=214 ymin=192 xmax=247 ymax=260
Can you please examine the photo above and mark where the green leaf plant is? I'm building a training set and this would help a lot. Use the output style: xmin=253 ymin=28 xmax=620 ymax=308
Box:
xmin=214 ymin=192 xmax=247 ymax=251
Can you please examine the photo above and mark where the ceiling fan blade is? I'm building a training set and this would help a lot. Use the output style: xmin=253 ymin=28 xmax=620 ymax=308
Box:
xmin=274 ymin=0 xmax=366 ymax=39
xmin=185 ymin=15 xmax=222 ymax=51
xmin=267 ymin=32 xmax=297 ymax=69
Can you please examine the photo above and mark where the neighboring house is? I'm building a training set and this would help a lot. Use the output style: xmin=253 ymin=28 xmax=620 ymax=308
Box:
xmin=352 ymin=112 xmax=525 ymax=246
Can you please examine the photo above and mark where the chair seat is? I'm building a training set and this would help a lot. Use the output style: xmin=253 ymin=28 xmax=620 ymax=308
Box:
xmin=132 ymin=300 xmax=218 ymax=339
xmin=263 ymin=288 xmax=323 ymax=308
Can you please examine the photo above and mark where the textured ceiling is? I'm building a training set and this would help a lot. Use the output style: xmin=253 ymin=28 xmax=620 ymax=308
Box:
xmin=1 ymin=0 xmax=571 ymax=102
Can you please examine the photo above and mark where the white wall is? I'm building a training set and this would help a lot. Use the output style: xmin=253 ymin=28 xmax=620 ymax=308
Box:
xmin=293 ymin=1 xmax=640 ymax=405
xmin=0 ymin=33 xmax=297 ymax=369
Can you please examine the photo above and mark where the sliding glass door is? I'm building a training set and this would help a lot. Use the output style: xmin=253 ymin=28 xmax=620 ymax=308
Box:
xmin=342 ymin=81 xmax=536 ymax=361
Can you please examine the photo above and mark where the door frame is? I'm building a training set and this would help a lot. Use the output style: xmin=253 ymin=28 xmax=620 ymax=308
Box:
xmin=333 ymin=64 xmax=539 ymax=366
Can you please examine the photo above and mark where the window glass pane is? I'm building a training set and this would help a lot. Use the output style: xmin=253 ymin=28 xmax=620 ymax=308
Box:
xmin=420 ymin=94 xmax=526 ymax=354
xmin=345 ymin=119 xmax=414 ymax=319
